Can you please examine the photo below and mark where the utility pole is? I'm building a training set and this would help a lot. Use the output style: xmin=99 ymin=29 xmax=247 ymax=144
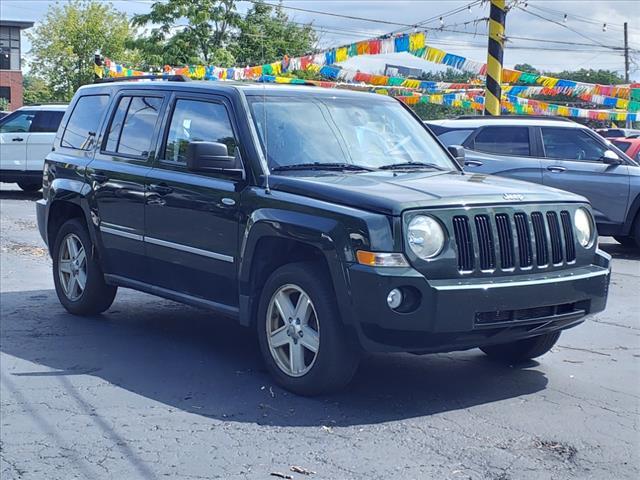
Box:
xmin=624 ymin=22 xmax=630 ymax=83
xmin=484 ymin=0 xmax=506 ymax=115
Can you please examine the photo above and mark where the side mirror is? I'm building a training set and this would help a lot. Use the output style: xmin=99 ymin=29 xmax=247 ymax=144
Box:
xmin=601 ymin=149 xmax=621 ymax=165
xmin=447 ymin=145 xmax=465 ymax=167
xmin=186 ymin=141 xmax=244 ymax=178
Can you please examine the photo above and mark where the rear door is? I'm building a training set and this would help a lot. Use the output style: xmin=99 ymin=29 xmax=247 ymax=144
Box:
xmin=540 ymin=126 xmax=630 ymax=231
xmin=463 ymin=126 xmax=543 ymax=184
xmin=26 ymin=110 xmax=65 ymax=172
xmin=144 ymin=93 xmax=244 ymax=307
xmin=0 ymin=110 xmax=34 ymax=172
xmin=87 ymin=92 xmax=166 ymax=281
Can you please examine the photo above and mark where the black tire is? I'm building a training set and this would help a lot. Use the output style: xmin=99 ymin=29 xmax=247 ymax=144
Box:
xmin=480 ymin=331 xmax=561 ymax=363
xmin=17 ymin=182 xmax=41 ymax=192
xmin=52 ymin=218 xmax=117 ymax=315
xmin=256 ymin=261 xmax=360 ymax=396
xmin=614 ymin=236 xmax=638 ymax=248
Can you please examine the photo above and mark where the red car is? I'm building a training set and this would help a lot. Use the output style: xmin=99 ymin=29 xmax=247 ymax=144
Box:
xmin=609 ymin=137 xmax=640 ymax=162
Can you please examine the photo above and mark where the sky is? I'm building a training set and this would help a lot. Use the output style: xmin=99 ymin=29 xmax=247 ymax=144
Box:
xmin=2 ymin=0 xmax=639 ymax=80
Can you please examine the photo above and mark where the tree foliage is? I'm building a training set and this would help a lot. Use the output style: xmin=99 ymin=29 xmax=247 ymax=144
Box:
xmin=232 ymin=1 xmax=317 ymax=66
xmin=23 ymin=74 xmax=57 ymax=105
xmin=132 ymin=0 xmax=241 ymax=67
xmin=27 ymin=0 xmax=137 ymax=101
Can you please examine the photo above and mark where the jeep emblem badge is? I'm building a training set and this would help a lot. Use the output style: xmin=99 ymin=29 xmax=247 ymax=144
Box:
xmin=503 ymin=193 xmax=524 ymax=201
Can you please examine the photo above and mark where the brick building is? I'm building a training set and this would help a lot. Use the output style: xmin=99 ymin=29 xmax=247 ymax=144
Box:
xmin=0 ymin=20 xmax=34 ymax=110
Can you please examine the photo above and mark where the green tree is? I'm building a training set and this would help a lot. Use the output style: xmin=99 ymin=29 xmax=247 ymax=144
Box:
xmin=27 ymin=0 xmax=137 ymax=101
xmin=513 ymin=63 xmax=540 ymax=74
xmin=546 ymin=68 xmax=626 ymax=85
xmin=0 ymin=98 xmax=9 ymax=111
xmin=132 ymin=0 xmax=240 ymax=66
xmin=23 ymin=74 xmax=57 ymax=105
xmin=232 ymin=1 xmax=316 ymax=66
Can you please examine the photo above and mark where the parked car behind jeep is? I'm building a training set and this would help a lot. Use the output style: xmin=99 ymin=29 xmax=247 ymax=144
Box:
xmin=427 ymin=117 xmax=640 ymax=248
xmin=37 ymin=80 xmax=610 ymax=395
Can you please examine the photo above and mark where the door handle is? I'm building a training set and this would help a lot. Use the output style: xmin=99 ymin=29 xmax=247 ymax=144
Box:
xmin=12 ymin=137 xmax=24 ymax=142
xmin=149 ymin=183 xmax=173 ymax=195
xmin=89 ymin=172 xmax=109 ymax=183
xmin=464 ymin=160 xmax=483 ymax=167
xmin=546 ymin=166 xmax=567 ymax=173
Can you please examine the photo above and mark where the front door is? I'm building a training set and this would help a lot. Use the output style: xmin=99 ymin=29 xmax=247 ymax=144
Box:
xmin=539 ymin=126 xmax=630 ymax=233
xmin=87 ymin=93 xmax=166 ymax=280
xmin=144 ymin=95 xmax=244 ymax=307
xmin=0 ymin=110 xmax=34 ymax=173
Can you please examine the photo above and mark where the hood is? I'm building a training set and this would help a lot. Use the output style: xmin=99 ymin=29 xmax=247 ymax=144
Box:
xmin=269 ymin=170 xmax=586 ymax=216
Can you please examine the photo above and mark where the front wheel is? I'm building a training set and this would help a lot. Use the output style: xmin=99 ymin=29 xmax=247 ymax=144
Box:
xmin=480 ymin=331 xmax=561 ymax=363
xmin=52 ymin=218 xmax=117 ymax=315
xmin=256 ymin=262 xmax=360 ymax=396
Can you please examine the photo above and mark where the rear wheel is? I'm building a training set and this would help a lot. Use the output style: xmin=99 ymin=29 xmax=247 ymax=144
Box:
xmin=52 ymin=218 xmax=117 ymax=315
xmin=480 ymin=331 xmax=561 ymax=363
xmin=256 ymin=262 xmax=360 ymax=396
xmin=17 ymin=181 xmax=41 ymax=192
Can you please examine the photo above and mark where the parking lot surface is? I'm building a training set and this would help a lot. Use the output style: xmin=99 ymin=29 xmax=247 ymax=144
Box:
xmin=1 ymin=184 xmax=638 ymax=480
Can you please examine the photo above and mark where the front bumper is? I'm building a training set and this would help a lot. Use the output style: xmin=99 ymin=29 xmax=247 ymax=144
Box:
xmin=36 ymin=199 xmax=48 ymax=247
xmin=346 ymin=250 xmax=611 ymax=353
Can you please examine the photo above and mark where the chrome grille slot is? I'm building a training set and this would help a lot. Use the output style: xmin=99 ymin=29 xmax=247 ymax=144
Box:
xmin=546 ymin=211 xmax=563 ymax=264
xmin=514 ymin=212 xmax=533 ymax=268
xmin=474 ymin=215 xmax=496 ymax=270
xmin=531 ymin=212 xmax=549 ymax=266
xmin=560 ymin=211 xmax=576 ymax=262
xmin=495 ymin=213 xmax=514 ymax=269
xmin=452 ymin=216 xmax=474 ymax=272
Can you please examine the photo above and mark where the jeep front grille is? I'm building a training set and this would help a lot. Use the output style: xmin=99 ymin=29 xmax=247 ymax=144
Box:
xmin=452 ymin=210 xmax=577 ymax=273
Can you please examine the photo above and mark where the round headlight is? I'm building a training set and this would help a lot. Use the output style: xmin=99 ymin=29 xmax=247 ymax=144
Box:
xmin=574 ymin=208 xmax=594 ymax=248
xmin=407 ymin=215 xmax=445 ymax=259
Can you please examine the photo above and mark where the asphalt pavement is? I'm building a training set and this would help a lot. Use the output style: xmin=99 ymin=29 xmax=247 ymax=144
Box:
xmin=1 ymin=184 xmax=638 ymax=480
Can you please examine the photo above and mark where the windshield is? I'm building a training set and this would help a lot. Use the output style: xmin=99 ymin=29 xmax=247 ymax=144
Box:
xmin=247 ymin=95 xmax=456 ymax=172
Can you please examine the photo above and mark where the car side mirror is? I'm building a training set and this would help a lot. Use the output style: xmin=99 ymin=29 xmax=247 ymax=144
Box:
xmin=447 ymin=145 xmax=465 ymax=167
xmin=601 ymin=149 xmax=621 ymax=165
xmin=186 ymin=141 xmax=244 ymax=179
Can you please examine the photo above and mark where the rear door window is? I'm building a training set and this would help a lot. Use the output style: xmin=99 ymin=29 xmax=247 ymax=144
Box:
xmin=104 ymin=96 xmax=162 ymax=158
xmin=541 ymin=127 xmax=607 ymax=161
xmin=61 ymin=95 xmax=109 ymax=150
xmin=29 ymin=110 xmax=65 ymax=133
xmin=473 ymin=127 xmax=531 ymax=156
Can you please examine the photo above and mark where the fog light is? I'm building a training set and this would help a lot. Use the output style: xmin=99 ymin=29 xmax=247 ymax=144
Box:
xmin=387 ymin=288 xmax=403 ymax=309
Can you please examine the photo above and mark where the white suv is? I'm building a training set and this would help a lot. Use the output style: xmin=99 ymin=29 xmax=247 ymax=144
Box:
xmin=0 ymin=105 xmax=67 ymax=191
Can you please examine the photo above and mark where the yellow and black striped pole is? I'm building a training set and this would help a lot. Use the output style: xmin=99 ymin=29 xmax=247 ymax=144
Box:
xmin=484 ymin=0 xmax=506 ymax=115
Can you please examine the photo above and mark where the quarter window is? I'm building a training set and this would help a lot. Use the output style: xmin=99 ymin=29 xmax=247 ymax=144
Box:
xmin=61 ymin=95 xmax=109 ymax=150
xmin=473 ymin=127 xmax=531 ymax=156
xmin=104 ymin=96 xmax=162 ymax=157
xmin=163 ymin=99 xmax=238 ymax=164
xmin=541 ymin=128 xmax=607 ymax=161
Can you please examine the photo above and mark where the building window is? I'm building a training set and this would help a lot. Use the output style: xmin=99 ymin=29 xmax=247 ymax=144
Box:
xmin=0 ymin=27 xmax=21 ymax=70
xmin=0 ymin=86 xmax=10 ymax=103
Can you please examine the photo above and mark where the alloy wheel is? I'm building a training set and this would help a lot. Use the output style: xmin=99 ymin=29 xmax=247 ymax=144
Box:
xmin=58 ymin=233 xmax=87 ymax=301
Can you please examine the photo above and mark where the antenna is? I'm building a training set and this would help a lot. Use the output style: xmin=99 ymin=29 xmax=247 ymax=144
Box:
xmin=261 ymin=28 xmax=271 ymax=195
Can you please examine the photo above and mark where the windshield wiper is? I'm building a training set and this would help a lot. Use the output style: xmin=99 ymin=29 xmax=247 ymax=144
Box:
xmin=271 ymin=162 xmax=377 ymax=172
xmin=378 ymin=161 xmax=448 ymax=171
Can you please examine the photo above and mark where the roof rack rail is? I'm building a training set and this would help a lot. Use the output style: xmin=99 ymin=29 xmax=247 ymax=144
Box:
xmin=455 ymin=114 xmax=573 ymax=122
xmin=95 ymin=74 xmax=191 ymax=83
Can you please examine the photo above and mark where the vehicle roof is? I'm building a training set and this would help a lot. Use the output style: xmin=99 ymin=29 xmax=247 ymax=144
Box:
xmin=78 ymin=79 xmax=395 ymax=101
xmin=608 ymin=136 xmax=640 ymax=144
xmin=426 ymin=117 xmax=585 ymax=129
xmin=17 ymin=104 xmax=68 ymax=111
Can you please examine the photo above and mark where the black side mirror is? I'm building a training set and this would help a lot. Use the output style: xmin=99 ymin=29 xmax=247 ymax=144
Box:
xmin=601 ymin=149 xmax=622 ymax=165
xmin=447 ymin=145 xmax=465 ymax=167
xmin=186 ymin=141 xmax=244 ymax=178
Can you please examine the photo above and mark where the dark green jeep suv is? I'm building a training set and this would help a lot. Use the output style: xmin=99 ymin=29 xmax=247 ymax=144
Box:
xmin=36 ymin=79 xmax=611 ymax=395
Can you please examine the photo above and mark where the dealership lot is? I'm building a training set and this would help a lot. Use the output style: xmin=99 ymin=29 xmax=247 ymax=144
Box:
xmin=1 ymin=184 xmax=638 ymax=480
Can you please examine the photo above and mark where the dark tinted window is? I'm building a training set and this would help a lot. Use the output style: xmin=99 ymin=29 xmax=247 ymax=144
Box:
xmin=610 ymin=140 xmax=631 ymax=152
xmin=473 ymin=127 xmax=530 ymax=156
xmin=599 ymin=129 xmax=625 ymax=138
xmin=104 ymin=96 xmax=162 ymax=157
xmin=541 ymin=128 xmax=607 ymax=161
xmin=164 ymin=99 xmax=238 ymax=164
xmin=61 ymin=95 xmax=109 ymax=150
xmin=30 ymin=110 xmax=65 ymax=133
xmin=438 ymin=129 xmax=474 ymax=146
